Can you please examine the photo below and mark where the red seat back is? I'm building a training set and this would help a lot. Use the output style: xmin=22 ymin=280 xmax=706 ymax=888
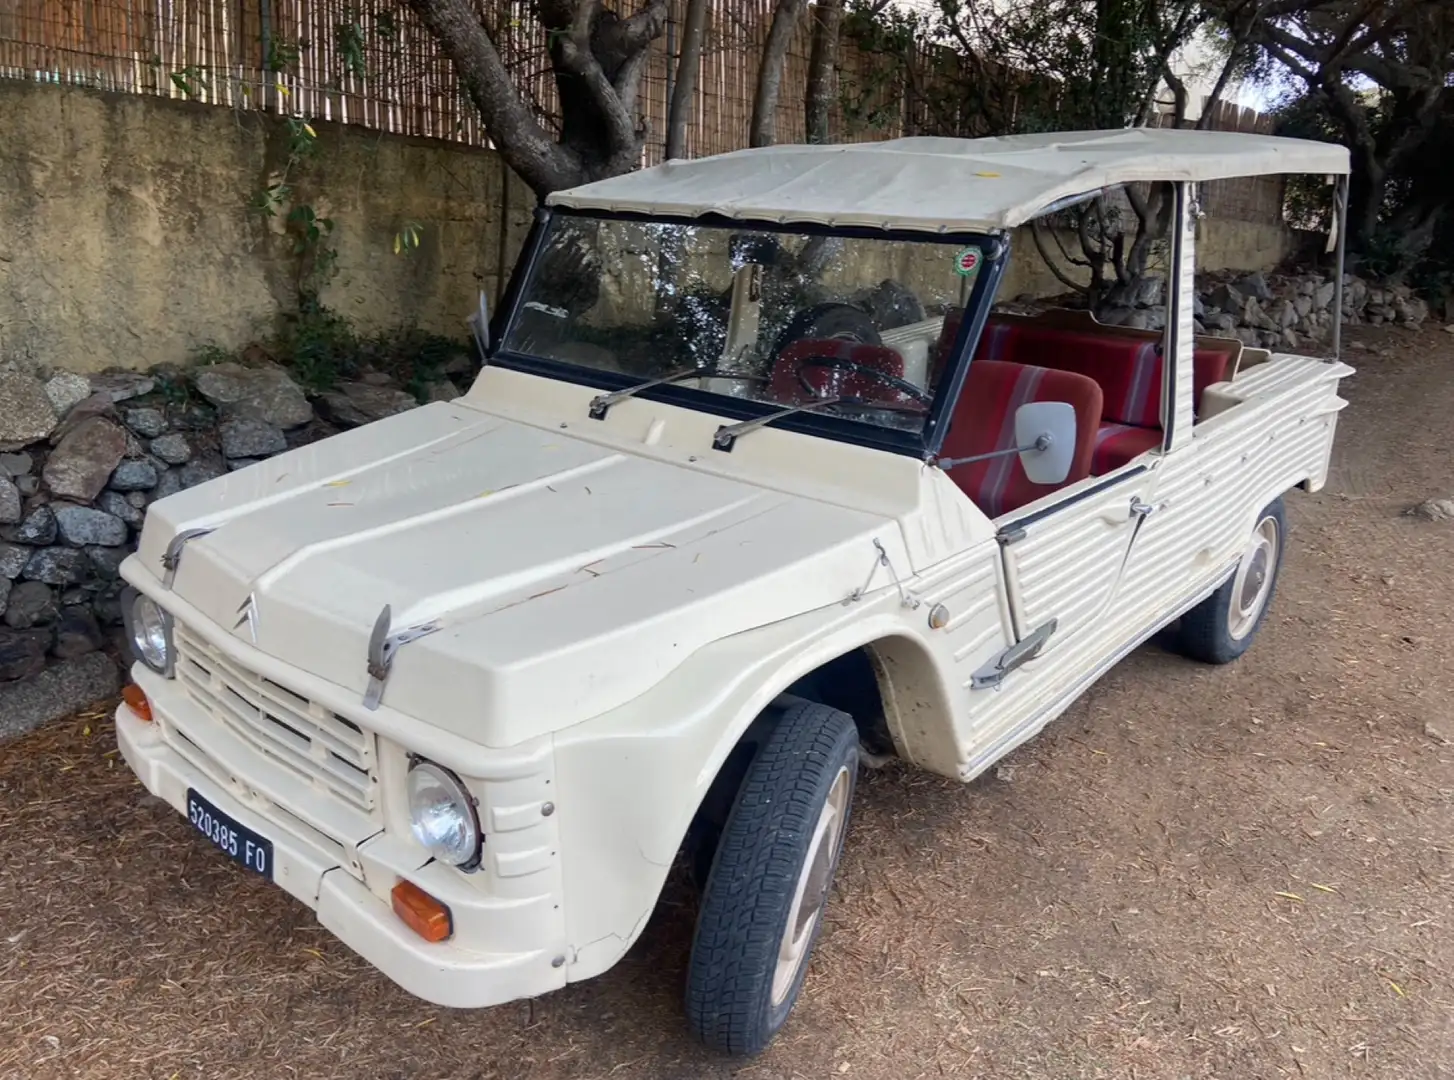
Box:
xmin=941 ymin=360 xmax=1103 ymax=519
xmin=771 ymin=340 xmax=910 ymax=404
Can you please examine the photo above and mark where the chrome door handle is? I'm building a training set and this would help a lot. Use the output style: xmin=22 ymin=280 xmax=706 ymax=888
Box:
xmin=1130 ymin=497 xmax=1158 ymax=518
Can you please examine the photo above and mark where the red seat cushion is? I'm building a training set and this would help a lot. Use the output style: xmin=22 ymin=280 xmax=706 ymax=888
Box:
xmin=1092 ymin=423 xmax=1162 ymax=474
xmin=940 ymin=360 xmax=1103 ymax=518
xmin=771 ymin=340 xmax=910 ymax=405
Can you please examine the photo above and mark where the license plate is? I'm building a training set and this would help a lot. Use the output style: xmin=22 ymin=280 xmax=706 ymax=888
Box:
xmin=186 ymin=789 xmax=273 ymax=880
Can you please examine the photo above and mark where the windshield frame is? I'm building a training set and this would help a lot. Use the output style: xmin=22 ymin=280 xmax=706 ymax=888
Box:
xmin=487 ymin=207 xmax=1009 ymax=460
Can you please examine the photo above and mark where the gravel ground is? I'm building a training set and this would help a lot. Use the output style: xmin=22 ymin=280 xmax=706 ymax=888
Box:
xmin=1 ymin=324 xmax=1451 ymax=1080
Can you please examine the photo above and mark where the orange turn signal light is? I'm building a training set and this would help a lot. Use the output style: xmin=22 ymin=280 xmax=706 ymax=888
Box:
xmin=121 ymin=683 xmax=154 ymax=723
xmin=391 ymin=880 xmax=453 ymax=943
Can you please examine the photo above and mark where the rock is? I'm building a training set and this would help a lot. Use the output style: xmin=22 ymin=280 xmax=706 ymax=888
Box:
xmin=1394 ymin=296 xmax=1428 ymax=327
xmin=0 ymin=652 xmax=121 ymax=740
xmin=150 ymin=469 xmax=184 ymax=502
xmin=194 ymin=363 xmax=313 ymax=429
xmin=0 ymin=543 xmax=29 ymax=579
xmin=1294 ymin=296 xmax=1314 ymax=319
xmin=1296 ymin=278 xmax=1317 ymax=297
xmin=43 ymin=372 xmax=93 ymax=415
xmin=108 ymin=460 xmax=159 ymax=492
xmin=1426 ymin=722 xmax=1451 ymax=746
xmin=22 ymin=547 xmax=88 ymax=586
xmin=0 ymin=372 xmax=60 ymax=450
xmin=1096 ymin=307 xmax=1136 ymax=327
xmin=317 ymin=381 xmax=419 ymax=428
xmin=1 ymin=506 xmax=57 ymax=545
xmin=1209 ymin=283 xmax=1244 ymax=313
xmin=53 ymin=506 xmax=128 ymax=547
xmin=422 ymin=380 xmax=458 ymax=404
xmin=85 ymin=546 xmax=129 ymax=579
xmin=1408 ymin=498 xmax=1454 ymax=522
xmin=0 ymin=627 xmax=51 ymax=682
xmin=90 ymin=373 xmax=155 ymax=403
xmin=43 ymin=417 xmax=128 ymax=501
xmin=15 ymin=476 xmax=37 ymax=497
xmin=0 ymin=477 xmax=19 ymax=526
xmin=178 ymin=458 xmax=225 ymax=489
xmin=1234 ymin=327 xmax=1261 ymax=347
xmin=1243 ymin=298 xmax=1280 ymax=332
xmin=1275 ymin=300 xmax=1299 ymax=329
xmin=220 ymin=418 xmax=286 ymax=459
xmin=124 ymin=407 xmax=168 ymax=438
xmin=53 ymin=607 xmax=104 ymax=659
xmin=3 ymin=581 xmax=58 ymax=629
xmin=149 ymin=433 xmax=192 ymax=465
xmin=358 ymin=371 xmax=394 ymax=386
xmin=1280 ymin=329 xmax=1300 ymax=351
xmin=0 ymin=452 xmax=32 ymax=478
xmin=96 ymin=491 xmax=144 ymax=528
xmin=1133 ymin=275 xmax=1164 ymax=308
xmin=1235 ymin=272 xmax=1274 ymax=301
xmin=226 ymin=458 xmax=259 ymax=472
xmin=1315 ymin=281 xmax=1336 ymax=309
xmin=0 ymin=576 xmax=8 ymax=618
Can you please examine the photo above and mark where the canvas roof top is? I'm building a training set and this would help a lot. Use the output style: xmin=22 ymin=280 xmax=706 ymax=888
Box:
xmin=546 ymin=128 xmax=1350 ymax=234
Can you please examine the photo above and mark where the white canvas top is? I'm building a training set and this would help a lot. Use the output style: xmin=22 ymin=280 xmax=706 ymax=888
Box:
xmin=547 ymin=128 xmax=1350 ymax=233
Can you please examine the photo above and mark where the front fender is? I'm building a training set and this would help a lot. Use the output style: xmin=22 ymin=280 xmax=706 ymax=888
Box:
xmin=550 ymin=589 xmax=944 ymax=982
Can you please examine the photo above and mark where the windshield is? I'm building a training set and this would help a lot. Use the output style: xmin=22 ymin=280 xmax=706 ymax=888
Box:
xmin=500 ymin=214 xmax=993 ymax=439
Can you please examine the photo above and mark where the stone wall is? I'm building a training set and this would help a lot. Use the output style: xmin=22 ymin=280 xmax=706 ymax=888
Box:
xmin=0 ymin=80 xmax=535 ymax=376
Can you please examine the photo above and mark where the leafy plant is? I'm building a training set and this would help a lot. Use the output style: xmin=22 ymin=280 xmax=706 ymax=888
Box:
xmin=393 ymin=221 xmax=424 ymax=255
xmin=336 ymin=16 xmax=368 ymax=81
xmin=169 ymin=65 xmax=208 ymax=98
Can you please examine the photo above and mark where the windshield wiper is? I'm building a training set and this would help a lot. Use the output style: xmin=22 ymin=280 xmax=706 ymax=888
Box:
xmin=711 ymin=397 xmax=845 ymax=452
xmin=588 ymin=365 xmax=764 ymax=420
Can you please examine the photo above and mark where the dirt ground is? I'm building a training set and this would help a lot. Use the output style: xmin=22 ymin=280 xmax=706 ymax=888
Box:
xmin=2 ymin=325 xmax=1451 ymax=1080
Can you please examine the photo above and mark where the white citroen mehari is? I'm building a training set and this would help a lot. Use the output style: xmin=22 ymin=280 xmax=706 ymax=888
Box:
xmin=116 ymin=129 xmax=1353 ymax=1055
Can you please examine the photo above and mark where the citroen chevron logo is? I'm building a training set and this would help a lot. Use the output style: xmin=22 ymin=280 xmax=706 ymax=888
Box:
xmin=233 ymin=592 xmax=259 ymax=644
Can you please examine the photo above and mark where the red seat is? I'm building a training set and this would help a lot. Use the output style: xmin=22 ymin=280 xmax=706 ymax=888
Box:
xmin=933 ymin=310 xmax=1240 ymax=474
xmin=771 ymin=339 xmax=911 ymax=405
xmin=1092 ymin=422 xmax=1162 ymax=474
xmin=940 ymin=360 xmax=1103 ymax=518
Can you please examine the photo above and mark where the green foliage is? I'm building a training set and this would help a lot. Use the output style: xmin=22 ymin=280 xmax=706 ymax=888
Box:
xmin=336 ymin=16 xmax=368 ymax=81
xmin=169 ymin=65 xmax=208 ymax=98
xmin=266 ymin=37 xmax=302 ymax=73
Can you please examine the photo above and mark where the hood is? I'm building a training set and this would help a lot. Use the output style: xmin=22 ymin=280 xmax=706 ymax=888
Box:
xmin=133 ymin=401 xmax=898 ymax=746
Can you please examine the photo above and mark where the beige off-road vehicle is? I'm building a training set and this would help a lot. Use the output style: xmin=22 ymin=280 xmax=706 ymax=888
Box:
xmin=116 ymin=129 xmax=1352 ymax=1055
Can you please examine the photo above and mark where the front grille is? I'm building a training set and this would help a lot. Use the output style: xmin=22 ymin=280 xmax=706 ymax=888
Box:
xmin=173 ymin=626 xmax=378 ymax=814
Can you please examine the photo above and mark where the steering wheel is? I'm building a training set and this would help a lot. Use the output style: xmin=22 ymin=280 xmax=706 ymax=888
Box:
xmin=795 ymin=355 xmax=933 ymax=406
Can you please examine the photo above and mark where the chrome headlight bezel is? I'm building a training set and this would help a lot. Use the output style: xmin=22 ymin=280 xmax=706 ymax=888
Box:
xmin=120 ymin=587 xmax=175 ymax=676
xmin=406 ymin=759 xmax=483 ymax=871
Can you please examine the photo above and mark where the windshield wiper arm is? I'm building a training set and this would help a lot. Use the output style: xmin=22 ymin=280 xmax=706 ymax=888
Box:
xmin=711 ymin=397 xmax=844 ymax=453
xmin=588 ymin=366 xmax=765 ymax=420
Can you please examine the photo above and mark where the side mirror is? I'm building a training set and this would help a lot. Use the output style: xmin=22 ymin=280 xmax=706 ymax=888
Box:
xmin=468 ymin=291 xmax=490 ymax=367
xmin=1014 ymin=401 xmax=1077 ymax=485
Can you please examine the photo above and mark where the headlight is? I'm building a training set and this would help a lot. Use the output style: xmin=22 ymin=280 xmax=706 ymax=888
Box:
xmin=125 ymin=591 xmax=174 ymax=674
xmin=406 ymin=761 xmax=482 ymax=869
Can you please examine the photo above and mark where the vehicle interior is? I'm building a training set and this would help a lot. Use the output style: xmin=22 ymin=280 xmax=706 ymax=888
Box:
xmin=501 ymin=215 xmax=1256 ymax=521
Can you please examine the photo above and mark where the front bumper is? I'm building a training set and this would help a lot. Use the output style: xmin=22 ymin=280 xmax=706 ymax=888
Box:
xmin=115 ymin=669 xmax=569 ymax=1009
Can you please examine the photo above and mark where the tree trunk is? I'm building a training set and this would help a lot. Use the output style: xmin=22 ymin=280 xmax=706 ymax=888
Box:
xmin=751 ymin=0 xmax=810 ymax=147
xmin=804 ymin=0 xmax=844 ymax=144
xmin=406 ymin=0 xmax=581 ymax=196
xmin=666 ymin=0 xmax=709 ymax=159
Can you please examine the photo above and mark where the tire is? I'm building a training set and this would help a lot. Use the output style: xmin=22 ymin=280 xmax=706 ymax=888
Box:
xmin=685 ymin=701 xmax=859 ymax=1056
xmin=1177 ymin=496 xmax=1286 ymax=664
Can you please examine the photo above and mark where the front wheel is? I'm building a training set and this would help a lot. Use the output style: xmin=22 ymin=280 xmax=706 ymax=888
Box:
xmin=1177 ymin=496 xmax=1285 ymax=664
xmin=685 ymin=702 xmax=859 ymax=1056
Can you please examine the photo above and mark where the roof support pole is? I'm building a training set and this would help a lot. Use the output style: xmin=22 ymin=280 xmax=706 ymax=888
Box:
xmin=1331 ymin=174 xmax=1349 ymax=361
xmin=1161 ymin=181 xmax=1197 ymax=451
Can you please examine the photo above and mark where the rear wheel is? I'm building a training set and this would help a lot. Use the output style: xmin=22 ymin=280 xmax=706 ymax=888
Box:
xmin=1177 ymin=496 xmax=1285 ymax=664
xmin=685 ymin=701 xmax=858 ymax=1056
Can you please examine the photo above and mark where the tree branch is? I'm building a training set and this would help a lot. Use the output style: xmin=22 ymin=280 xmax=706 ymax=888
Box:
xmin=666 ymin=0 xmax=709 ymax=159
xmin=751 ymin=0 xmax=810 ymax=147
xmin=1031 ymin=218 xmax=1091 ymax=295
xmin=406 ymin=0 xmax=579 ymax=195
